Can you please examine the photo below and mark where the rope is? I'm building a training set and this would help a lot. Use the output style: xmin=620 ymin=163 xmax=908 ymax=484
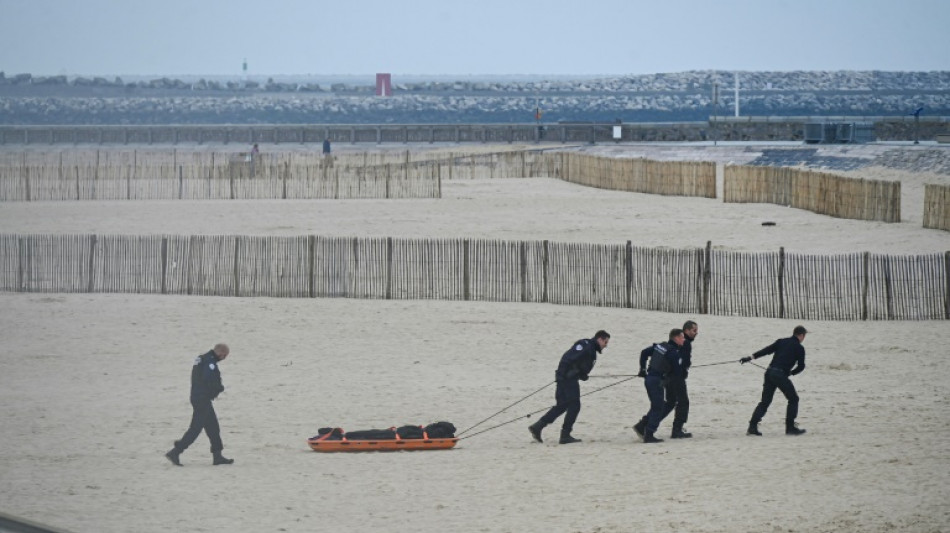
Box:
xmin=457 ymin=380 xmax=555 ymax=436
xmin=459 ymin=359 xmax=758 ymax=440
xmin=460 ymin=376 xmax=635 ymax=440
xmin=691 ymin=359 xmax=743 ymax=368
xmin=588 ymin=359 xmax=742 ymax=379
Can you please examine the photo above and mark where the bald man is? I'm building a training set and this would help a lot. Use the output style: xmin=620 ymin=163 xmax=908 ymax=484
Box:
xmin=166 ymin=343 xmax=234 ymax=466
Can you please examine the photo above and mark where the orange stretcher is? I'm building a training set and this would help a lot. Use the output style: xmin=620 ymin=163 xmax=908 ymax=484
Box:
xmin=307 ymin=430 xmax=458 ymax=453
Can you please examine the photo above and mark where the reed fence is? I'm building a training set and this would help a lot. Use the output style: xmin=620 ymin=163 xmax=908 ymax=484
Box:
xmin=0 ymin=150 xmax=444 ymax=200
xmin=2 ymin=233 xmax=946 ymax=321
xmin=559 ymin=154 xmax=717 ymax=197
xmin=723 ymin=165 xmax=901 ymax=222
xmin=0 ymin=149 xmax=718 ymax=201
xmin=923 ymin=184 xmax=950 ymax=231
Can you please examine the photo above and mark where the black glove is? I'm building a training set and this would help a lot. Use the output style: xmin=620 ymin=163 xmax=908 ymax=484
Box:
xmin=579 ymin=374 xmax=589 ymax=381
xmin=740 ymin=356 xmax=752 ymax=364
xmin=637 ymin=368 xmax=647 ymax=378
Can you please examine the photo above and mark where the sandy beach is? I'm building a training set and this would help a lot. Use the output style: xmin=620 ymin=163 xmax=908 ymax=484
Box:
xmin=1 ymin=143 xmax=948 ymax=533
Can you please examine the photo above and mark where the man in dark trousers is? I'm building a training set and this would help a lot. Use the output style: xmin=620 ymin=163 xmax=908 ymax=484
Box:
xmin=529 ymin=330 xmax=610 ymax=445
xmin=741 ymin=325 xmax=808 ymax=436
xmin=633 ymin=329 xmax=686 ymax=443
xmin=165 ymin=343 xmax=234 ymax=466
xmin=660 ymin=320 xmax=698 ymax=438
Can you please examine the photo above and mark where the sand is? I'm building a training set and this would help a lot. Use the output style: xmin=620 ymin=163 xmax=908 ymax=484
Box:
xmin=0 ymin=143 xmax=949 ymax=533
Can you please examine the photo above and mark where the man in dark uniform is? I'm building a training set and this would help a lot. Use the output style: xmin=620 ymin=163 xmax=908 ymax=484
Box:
xmin=660 ymin=320 xmax=698 ymax=438
xmin=633 ymin=329 xmax=685 ymax=443
xmin=528 ymin=330 xmax=610 ymax=445
xmin=741 ymin=326 xmax=808 ymax=436
xmin=165 ymin=343 xmax=234 ymax=466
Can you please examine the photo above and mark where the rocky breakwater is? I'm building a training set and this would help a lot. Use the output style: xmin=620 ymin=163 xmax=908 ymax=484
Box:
xmin=1 ymin=70 xmax=948 ymax=125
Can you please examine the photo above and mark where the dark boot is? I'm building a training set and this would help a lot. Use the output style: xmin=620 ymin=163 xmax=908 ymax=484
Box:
xmin=786 ymin=422 xmax=806 ymax=436
xmin=633 ymin=417 xmax=646 ymax=440
xmin=643 ymin=431 xmax=664 ymax=444
xmin=559 ymin=431 xmax=582 ymax=444
xmin=165 ymin=448 xmax=182 ymax=466
xmin=747 ymin=423 xmax=762 ymax=436
xmin=671 ymin=426 xmax=692 ymax=439
xmin=212 ymin=452 xmax=234 ymax=465
xmin=528 ymin=420 xmax=546 ymax=443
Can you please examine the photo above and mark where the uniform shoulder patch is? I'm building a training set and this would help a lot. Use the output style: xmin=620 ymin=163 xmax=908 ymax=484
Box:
xmin=209 ymin=363 xmax=216 ymax=370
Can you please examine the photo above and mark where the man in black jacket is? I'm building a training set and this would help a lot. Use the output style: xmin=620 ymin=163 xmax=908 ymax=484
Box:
xmin=741 ymin=326 xmax=808 ymax=436
xmin=633 ymin=329 xmax=685 ymax=443
xmin=529 ymin=330 xmax=610 ymax=445
xmin=660 ymin=320 xmax=698 ymax=438
xmin=165 ymin=343 xmax=234 ymax=466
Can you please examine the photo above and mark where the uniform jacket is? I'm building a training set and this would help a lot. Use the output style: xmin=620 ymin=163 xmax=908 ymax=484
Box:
xmin=752 ymin=336 xmax=806 ymax=376
xmin=555 ymin=338 xmax=601 ymax=382
xmin=643 ymin=341 xmax=683 ymax=378
xmin=190 ymin=350 xmax=225 ymax=401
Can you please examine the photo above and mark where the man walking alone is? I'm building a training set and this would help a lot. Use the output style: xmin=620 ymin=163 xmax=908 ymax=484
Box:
xmin=166 ymin=343 xmax=234 ymax=466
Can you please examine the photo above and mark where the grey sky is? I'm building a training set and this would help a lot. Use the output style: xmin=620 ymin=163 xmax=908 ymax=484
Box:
xmin=1 ymin=0 xmax=947 ymax=77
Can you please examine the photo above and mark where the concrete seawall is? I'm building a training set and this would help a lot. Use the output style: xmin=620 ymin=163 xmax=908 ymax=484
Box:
xmin=1 ymin=116 xmax=947 ymax=146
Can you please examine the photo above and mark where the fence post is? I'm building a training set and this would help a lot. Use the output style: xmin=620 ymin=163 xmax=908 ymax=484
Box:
xmin=520 ymin=241 xmax=527 ymax=302
xmin=703 ymin=241 xmax=711 ymax=314
xmin=87 ymin=235 xmax=97 ymax=293
xmin=350 ymin=237 xmax=360 ymax=298
xmin=778 ymin=246 xmax=786 ymax=319
xmin=282 ymin=161 xmax=288 ymax=200
xmin=625 ymin=240 xmax=633 ymax=308
xmin=91 ymin=155 xmax=99 ymax=199
xmin=17 ymin=236 xmax=25 ymax=291
xmin=179 ymin=165 xmax=183 ymax=199
xmin=23 ymin=152 xmax=31 ymax=201
xmin=542 ymin=239 xmax=549 ymax=303
xmin=233 ymin=236 xmax=241 ymax=297
xmin=386 ymin=164 xmax=392 ymax=199
xmin=862 ymin=251 xmax=870 ymax=320
xmin=128 ymin=150 xmax=135 ymax=200
xmin=945 ymin=251 xmax=950 ymax=320
xmin=463 ymin=239 xmax=470 ymax=301
xmin=882 ymin=256 xmax=894 ymax=319
xmin=308 ymin=236 xmax=316 ymax=298
xmin=185 ymin=236 xmax=194 ymax=296
xmin=386 ymin=237 xmax=393 ymax=300
xmin=161 ymin=236 xmax=168 ymax=295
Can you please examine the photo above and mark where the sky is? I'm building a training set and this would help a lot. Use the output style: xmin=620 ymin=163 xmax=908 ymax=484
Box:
xmin=1 ymin=0 xmax=948 ymax=77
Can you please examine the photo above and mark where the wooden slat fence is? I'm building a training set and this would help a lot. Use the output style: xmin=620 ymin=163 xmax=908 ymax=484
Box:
xmin=558 ymin=153 xmax=716 ymax=198
xmin=3 ymin=233 xmax=945 ymax=320
xmin=1 ymin=149 xmax=721 ymax=201
xmin=723 ymin=165 xmax=901 ymax=222
xmin=708 ymin=249 xmax=782 ymax=318
xmin=867 ymin=252 xmax=950 ymax=320
xmin=0 ymin=151 xmax=443 ymax=201
xmin=923 ymin=184 xmax=950 ymax=231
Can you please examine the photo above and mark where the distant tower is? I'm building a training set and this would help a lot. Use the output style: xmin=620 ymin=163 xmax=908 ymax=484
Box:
xmin=734 ymin=72 xmax=740 ymax=117
xmin=376 ymin=73 xmax=392 ymax=96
